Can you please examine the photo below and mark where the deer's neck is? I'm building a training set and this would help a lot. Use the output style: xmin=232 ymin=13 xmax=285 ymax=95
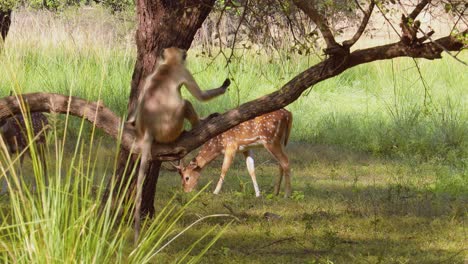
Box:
xmin=195 ymin=143 xmax=222 ymax=169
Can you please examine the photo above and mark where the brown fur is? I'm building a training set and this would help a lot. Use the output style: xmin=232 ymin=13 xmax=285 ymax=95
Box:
xmin=132 ymin=47 xmax=230 ymax=244
xmin=177 ymin=109 xmax=293 ymax=197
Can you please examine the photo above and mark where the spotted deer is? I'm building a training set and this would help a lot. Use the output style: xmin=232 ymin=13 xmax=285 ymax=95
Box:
xmin=175 ymin=109 xmax=292 ymax=197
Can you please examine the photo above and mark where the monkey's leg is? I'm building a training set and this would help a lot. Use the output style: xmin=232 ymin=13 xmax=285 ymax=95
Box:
xmin=183 ymin=100 xmax=200 ymax=127
xmin=134 ymin=132 xmax=152 ymax=245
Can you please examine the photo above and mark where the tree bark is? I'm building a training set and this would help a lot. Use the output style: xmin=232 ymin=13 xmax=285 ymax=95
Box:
xmin=114 ymin=0 xmax=216 ymax=217
xmin=0 ymin=9 xmax=12 ymax=41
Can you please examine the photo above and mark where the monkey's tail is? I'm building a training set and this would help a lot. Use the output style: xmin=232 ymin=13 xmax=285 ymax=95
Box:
xmin=283 ymin=109 xmax=293 ymax=147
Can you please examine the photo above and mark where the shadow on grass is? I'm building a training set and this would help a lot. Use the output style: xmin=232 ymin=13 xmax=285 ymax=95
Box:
xmin=154 ymin=225 xmax=467 ymax=264
xmin=152 ymin=143 xmax=467 ymax=263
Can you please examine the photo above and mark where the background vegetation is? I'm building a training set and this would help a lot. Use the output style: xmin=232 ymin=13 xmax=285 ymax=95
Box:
xmin=1 ymin=8 xmax=467 ymax=165
xmin=0 ymin=7 xmax=467 ymax=263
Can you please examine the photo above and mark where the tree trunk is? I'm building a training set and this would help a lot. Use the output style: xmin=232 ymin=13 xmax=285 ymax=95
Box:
xmin=110 ymin=0 xmax=216 ymax=217
xmin=0 ymin=9 xmax=12 ymax=41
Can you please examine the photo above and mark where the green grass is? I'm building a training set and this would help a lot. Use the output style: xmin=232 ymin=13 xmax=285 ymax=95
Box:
xmin=152 ymin=144 xmax=467 ymax=263
xmin=0 ymin=8 xmax=467 ymax=264
xmin=1 ymin=14 xmax=467 ymax=164
xmin=0 ymin=113 xmax=231 ymax=263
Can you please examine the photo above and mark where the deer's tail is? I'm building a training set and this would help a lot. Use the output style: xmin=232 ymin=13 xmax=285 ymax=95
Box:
xmin=283 ymin=109 xmax=293 ymax=146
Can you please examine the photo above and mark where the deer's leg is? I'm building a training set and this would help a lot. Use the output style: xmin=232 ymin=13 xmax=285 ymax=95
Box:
xmin=264 ymin=143 xmax=291 ymax=197
xmin=243 ymin=150 xmax=260 ymax=197
xmin=264 ymin=144 xmax=282 ymax=195
xmin=214 ymin=146 xmax=236 ymax=195
xmin=183 ymin=100 xmax=200 ymax=127
xmin=276 ymin=166 xmax=284 ymax=196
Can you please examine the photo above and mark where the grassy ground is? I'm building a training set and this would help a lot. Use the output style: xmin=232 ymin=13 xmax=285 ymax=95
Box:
xmin=150 ymin=143 xmax=467 ymax=263
xmin=1 ymin=141 xmax=466 ymax=263
xmin=0 ymin=8 xmax=467 ymax=263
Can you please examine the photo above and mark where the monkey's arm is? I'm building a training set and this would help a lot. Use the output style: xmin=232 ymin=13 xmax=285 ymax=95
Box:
xmin=183 ymin=70 xmax=230 ymax=101
xmin=127 ymin=78 xmax=154 ymax=123
xmin=126 ymin=89 xmax=145 ymax=123
xmin=126 ymin=106 xmax=138 ymax=123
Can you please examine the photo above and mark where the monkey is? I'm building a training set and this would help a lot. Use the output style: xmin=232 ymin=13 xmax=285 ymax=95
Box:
xmin=132 ymin=47 xmax=230 ymax=244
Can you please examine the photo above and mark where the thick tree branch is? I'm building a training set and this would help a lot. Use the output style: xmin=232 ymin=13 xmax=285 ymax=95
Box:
xmin=292 ymin=0 xmax=343 ymax=55
xmin=419 ymin=27 xmax=467 ymax=65
xmin=400 ymin=0 xmax=431 ymax=45
xmin=0 ymin=94 xmax=135 ymax=147
xmin=0 ymin=33 xmax=464 ymax=161
xmin=343 ymin=0 xmax=375 ymax=48
xmin=408 ymin=0 xmax=430 ymax=21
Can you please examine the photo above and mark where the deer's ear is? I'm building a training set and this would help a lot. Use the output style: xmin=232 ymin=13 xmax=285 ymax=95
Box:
xmin=169 ymin=161 xmax=182 ymax=171
xmin=189 ymin=159 xmax=200 ymax=169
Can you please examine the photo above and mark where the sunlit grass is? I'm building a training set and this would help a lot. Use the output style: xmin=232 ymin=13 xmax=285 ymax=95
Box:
xmin=0 ymin=87 xmax=231 ymax=264
xmin=0 ymin=7 xmax=466 ymax=263
xmin=1 ymin=9 xmax=467 ymax=165
xmin=151 ymin=143 xmax=467 ymax=263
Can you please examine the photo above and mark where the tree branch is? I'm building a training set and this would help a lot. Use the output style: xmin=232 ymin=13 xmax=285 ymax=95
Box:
xmin=417 ymin=27 xmax=467 ymax=66
xmin=400 ymin=0 xmax=431 ymax=45
xmin=0 ymin=93 xmax=135 ymax=148
xmin=292 ymin=0 xmax=343 ymax=55
xmin=343 ymin=0 xmax=375 ymax=48
xmin=408 ymin=0 xmax=430 ymax=21
xmin=0 ymin=33 xmax=464 ymax=161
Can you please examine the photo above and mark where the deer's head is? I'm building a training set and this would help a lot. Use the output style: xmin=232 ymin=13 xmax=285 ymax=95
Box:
xmin=173 ymin=160 xmax=202 ymax=192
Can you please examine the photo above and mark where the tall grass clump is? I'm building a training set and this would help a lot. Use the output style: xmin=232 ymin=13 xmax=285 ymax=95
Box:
xmin=0 ymin=100 xmax=231 ymax=262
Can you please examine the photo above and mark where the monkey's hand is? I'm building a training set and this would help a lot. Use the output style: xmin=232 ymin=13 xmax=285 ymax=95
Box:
xmin=221 ymin=78 xmax=231 ymax=89
xmin=200 ymin=79 xmax=231 ymax=100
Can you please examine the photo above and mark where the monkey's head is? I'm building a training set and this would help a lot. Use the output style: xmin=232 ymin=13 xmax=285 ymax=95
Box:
xmin=161 ymin=47 xmax=187 ymax=64
xmin=175 ymin=160 xmax=201 ymax=192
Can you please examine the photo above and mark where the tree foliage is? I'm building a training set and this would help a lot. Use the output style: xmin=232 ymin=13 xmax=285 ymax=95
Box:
xmin=0 ymin=0 xmax=134 ymax=12
xmin=99 ymin=0 xmax=134 ymax=13
xmin=0 ymin=0 xmax=15 ymax=11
